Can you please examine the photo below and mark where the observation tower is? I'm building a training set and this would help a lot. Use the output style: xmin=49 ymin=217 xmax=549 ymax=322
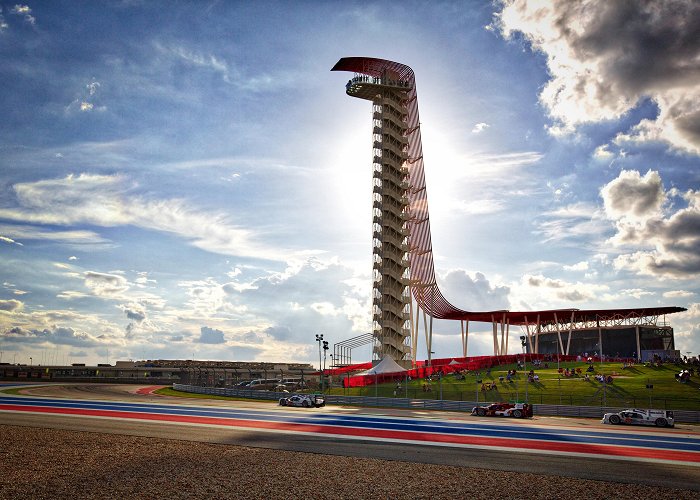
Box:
xmin=332 ymin=57 xmax=685 ymax=367
xmin=332 ymin=58 xmax=414 ymax=366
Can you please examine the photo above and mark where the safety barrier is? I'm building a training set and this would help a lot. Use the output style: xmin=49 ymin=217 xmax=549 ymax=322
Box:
xmin=172 ymin=384 xmax=700 ymax=424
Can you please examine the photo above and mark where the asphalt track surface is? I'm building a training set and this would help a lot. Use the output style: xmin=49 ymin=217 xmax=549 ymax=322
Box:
xmin=2 ymin=383 xmax=700 ymax=490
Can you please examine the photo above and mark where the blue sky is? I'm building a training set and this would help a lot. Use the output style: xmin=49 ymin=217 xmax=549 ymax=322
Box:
xmin=1 ymin=0 xmax=699 ymax=367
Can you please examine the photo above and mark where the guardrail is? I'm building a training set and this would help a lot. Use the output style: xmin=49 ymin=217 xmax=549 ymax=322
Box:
xmin=172 ymin=384 xmax=700 ymax=424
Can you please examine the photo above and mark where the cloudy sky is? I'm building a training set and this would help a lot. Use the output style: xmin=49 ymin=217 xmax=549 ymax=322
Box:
xmin=1 ymin=0 xmax=699 ymax=367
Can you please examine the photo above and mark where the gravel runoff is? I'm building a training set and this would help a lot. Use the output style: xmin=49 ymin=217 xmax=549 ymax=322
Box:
xmin=0 ymin=424 xmax=697 ymax=500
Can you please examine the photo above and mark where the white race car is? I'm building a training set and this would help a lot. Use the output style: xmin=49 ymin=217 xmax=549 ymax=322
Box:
xmin=601 ymin=408 xmax=674 ymax=428
xmin=279 ymin=394 xmax=326 ymax=408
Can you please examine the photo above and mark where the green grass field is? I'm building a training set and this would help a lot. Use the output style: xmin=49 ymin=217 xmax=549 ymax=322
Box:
xmin=3 ymin=361 xmax=697 ymax=410
xmin=327 ymin=361 xmax=700 ymax=410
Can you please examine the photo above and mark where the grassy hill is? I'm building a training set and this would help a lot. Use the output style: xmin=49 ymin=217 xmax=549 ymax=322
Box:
xmin=328 ymin=361 xmax=700 ymax=410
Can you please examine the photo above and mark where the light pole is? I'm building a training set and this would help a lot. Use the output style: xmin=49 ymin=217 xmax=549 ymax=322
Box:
xmin=520 ymin=336 xmax=528 ymax=403
xmin=315 ymin=334 xmax=323 ymax=392
xmin=322 ymin=340 xmax=329 ymax=392
xmin=29 ymin=357 xmax=33 ymax=367
xmin=596 ymin=342 xmax=606 ymax=407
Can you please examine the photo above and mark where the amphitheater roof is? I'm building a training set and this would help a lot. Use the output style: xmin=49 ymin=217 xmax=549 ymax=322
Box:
xmin=450 ymin=306 xmax=687 ymax=326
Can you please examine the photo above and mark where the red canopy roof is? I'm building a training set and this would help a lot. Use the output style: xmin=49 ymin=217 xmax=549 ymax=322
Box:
xmin=448 ymin=306 xmax=686 ymax=326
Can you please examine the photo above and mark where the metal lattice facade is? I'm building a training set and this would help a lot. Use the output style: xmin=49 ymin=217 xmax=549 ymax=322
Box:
xmin=341 ymin=70 xmax=413 ymax=363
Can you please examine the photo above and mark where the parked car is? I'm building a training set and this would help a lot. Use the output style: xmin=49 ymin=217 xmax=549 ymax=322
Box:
xmin=247 ymin=378 xmax=282 ymax=390
xmin=279 ymin=394 xmax=326 ymax=408
xmin=601 ymin=408 xmax=674 ymax=428
xmin=471 ymin=402 xmax=532 ymax=418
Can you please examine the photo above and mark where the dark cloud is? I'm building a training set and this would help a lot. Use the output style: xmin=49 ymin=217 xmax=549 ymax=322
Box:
xmin=241 ymin=330 xmax=265 ymax=344
xmin=441 ymin=270 xmax=510 ymax=311
xmin=0 ymin=299 xmax=23 ymax=312
xmin=498 ymin=0 xmax=700 ymax=152
xmin=601 ymin=170 xmax=665 ymax=220
xmin=603 ymin=172 xmax=700 ymax=277
xmin=263 ymin=325 xmax=292 ymax=341
xmin=556 ymin=290 xmax=588 ymax=302
xmin=199 ymin=326 xmax=225 ymax=344
xmin=123 ymin=307 xmax=146 ymax=322
xmin=525 ymin=275 xmax=567 ymax=289
xmin=562 ymin=1 xmax=700 ymax=94
xmin=2 ymin=325 xmax=102 ymax=347
xmin=84 ymin=271 xmax=128 ymax=297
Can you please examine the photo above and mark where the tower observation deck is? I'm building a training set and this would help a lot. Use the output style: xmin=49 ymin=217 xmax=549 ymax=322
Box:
xmin=332 ymin=57 xmax=685 ymax=366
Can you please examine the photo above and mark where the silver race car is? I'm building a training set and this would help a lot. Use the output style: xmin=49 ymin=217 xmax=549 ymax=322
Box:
xmin=279 ymin=394 xmax=326 ymax=408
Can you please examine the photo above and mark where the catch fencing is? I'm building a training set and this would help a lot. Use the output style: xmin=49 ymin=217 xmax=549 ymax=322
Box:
xmin=172 ymin=384 xmax=700 ymax=424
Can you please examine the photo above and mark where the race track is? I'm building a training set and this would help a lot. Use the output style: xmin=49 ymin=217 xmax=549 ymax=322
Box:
xmin=2 ymin=383 xmax=699 ymax=490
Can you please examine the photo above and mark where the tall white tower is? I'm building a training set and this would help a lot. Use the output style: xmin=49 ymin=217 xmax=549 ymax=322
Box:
xmin=336 ymin=67 xmax=413 ymax=365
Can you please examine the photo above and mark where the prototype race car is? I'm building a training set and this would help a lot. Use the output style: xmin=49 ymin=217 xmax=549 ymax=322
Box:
xmin=471 ymin=402 xmax=532 ymax=418
xmin=601 ymin=408 xmax=674 ymax=428
xmin=278 ymin=394 xmax=326 ymax=408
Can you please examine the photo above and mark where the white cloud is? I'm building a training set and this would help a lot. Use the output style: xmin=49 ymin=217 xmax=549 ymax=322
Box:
xmin=472 ymin=122 xmax=490 ymax=133
xmin=0 ymin=235 xmax=18 ymax=245
xmin=10 ymin=5 xmax=31 ymax=15
xmin=618 ymin=288 xmax=655 ymax=300
xmin=670 ymin=303 xmax=700 ymax=356
xmin=451 ymin=199 xmax=506 ymax=215
xmin=0 ymin=173 xmax=295 ymax=262
xmin=593 ymin=144 xmax=614 ymax=160
xmin=0 ymin=223 xmax=108 ymax=245
xmin=663 ymin=290 xmax=695 ymax=299
xmin=310 ymin=302 xmax=339 ymax=316
xmin=535 ymin=202 xmax=607 ymax=243
xmin=9 ymin=4 xmax=34 ymax=25
xmin=56 ymin=291 xmax=90 ymax=300
xmin=465 ymin=151 xmax=543 ymax=179
xmin=65 ymin=79 xmax=105 ymax=114
xmin=134 ymin=272 xmax=156 ymax=287
xmin=496 ymin=0 xmax=700 ymax=154
xmin=158 ymin=43 xmax=233 ymax=83
xmin=563 ymin=261 xmax=589 ymax=272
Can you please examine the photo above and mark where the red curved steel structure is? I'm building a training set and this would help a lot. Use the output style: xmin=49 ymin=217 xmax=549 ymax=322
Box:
xmin=332 ymin=57 xmax=685 ymax=361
